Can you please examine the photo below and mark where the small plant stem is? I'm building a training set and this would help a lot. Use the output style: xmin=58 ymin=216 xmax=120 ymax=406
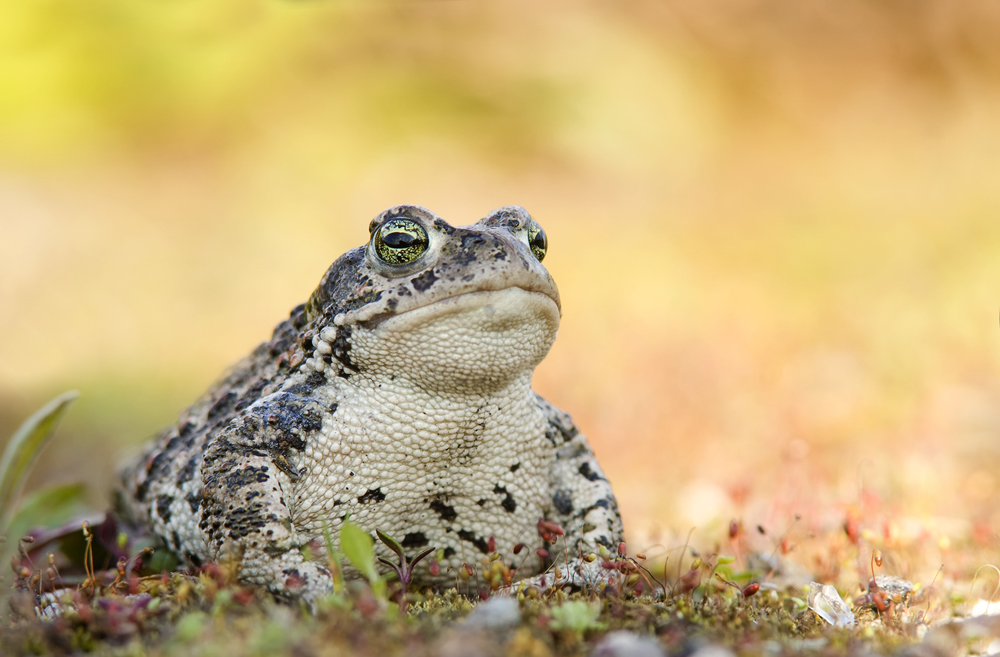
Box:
xmin=674 ymin=527 xmax=695 ymax=593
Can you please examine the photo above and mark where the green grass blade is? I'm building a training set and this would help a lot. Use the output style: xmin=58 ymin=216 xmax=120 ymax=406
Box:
xmin=340 ymin=517 xmax=385 ymax=597
xmin=0 ymin=391 xmax=78 ymax=534
xmin=3 ymin=482 xmax=87 ymax=545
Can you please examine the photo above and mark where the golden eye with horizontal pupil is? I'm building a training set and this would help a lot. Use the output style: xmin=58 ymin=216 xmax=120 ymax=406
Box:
xmin=373 ymin=219 xmax=429 ymax=265
xmin=527 ymin=222 xmax=547 ymax=262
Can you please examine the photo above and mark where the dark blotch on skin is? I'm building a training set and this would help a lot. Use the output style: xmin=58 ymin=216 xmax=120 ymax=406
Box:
xmin=155 ymin=494 xmax=173 ymax=524
xmin=226 ymin=466 xmax=271 ymax=490
xmin=248 ymin=392 xmax=323 ymax=440
xmin=578 ymin=462 xmax=603 ymax=482
xmin=329 ymin=326 xmax=356 ymax=372
xmin=457 ymin=530 xmax=490 ymax=554
xmin=146 ymin=452 xmax=170 ymax=479
xmin=357 ymin=488 xmax=386 ymax=504
xmin=207 ymin=391 xmax=238 ymax=422
xmin=442 ymin=547 xmax=456 ymax=559
xmin=594 ymin=535 xmax=615 ymax=548
xmin=401 ymin=532 xmax=429 ymax=548
xmin=543 ymin=412 xmax=579 ymax=447
xmin=493 ymin=484 xmax=516 ymax=513
xmin=552 ymin=489 xmax=574 ymax=515
xmin=579 ymin=498 xmax=612 ymax=518
xmin=135 ymin=479 xmax=151 ymax=503
xmin=509 ymin=463 xmax=521 ymax=473
xmin=234 ymin=379 xmax=268 ymax=414
xmin=186 ymin=492 xmax=203 ymax=514
xmin=429 ymin=499 xmax=457 ymax=522
xmin=284 ymin=371 xmax=325 ymax=396
xmin=411 ymin=268 xmax=438 ymax=292
xmin=177 ymin=453 xmax=201 ymax=484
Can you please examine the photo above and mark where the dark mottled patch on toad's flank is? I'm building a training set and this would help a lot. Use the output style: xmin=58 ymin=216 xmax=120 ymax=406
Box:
xmin=134 ymin=478 xmax=151 ymax=503
xmin=593 ymin=534 xmax=615 ymax=548
xmin=578 ymin=462 xmax=603 ymax=482
xmin=457 ymin=529 xmax=490 ymax=554
xmin=207 ymin=391 xmax=238 ymax=422
xmin=493 ymin=484 xmax=517 ymax=513
xmin=146 ymin=451 xmax=170 ymax=479
xmin=234 ymin=379 xmax=268 ymax=414
xmin=250 ymin=392 xmax=323 ymax=438
xmin=509 ymin=463 xmax=521 ymax=473
xmin=283 ymin=381 xmax=315 ymax=397
xmin=553 ymin=489 xmax=574 ymax=515
xmin=305 ymin=370 xmax=326 ymax=388
xmin=579 ymin=498 xmax=612 ymax=518
xmin=357 ymin=488 xmax=386 ymax=504
xmin=222 ymin=503 xmax=274 ymax=540
xmin=401 ymin=532 xmax=429 ymax=548
xmin=429 ymin=499 xmax=457 ymax=522
xmin=226 ymin=466 xmax=271 ymax=490
xmin=411 ymin=268 xmax=438 ymax=292
xmin=186 ymin=492 xmax=203 ymax=513
xmin=155 ymin=494 xmax=173 ymax=523
xmin=330 ymin=326 xmax=356 ymax=371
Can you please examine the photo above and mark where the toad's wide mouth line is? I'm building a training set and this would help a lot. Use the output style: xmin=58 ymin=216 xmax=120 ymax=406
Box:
xmin=355 ymin=286 xmax=561 ymax=331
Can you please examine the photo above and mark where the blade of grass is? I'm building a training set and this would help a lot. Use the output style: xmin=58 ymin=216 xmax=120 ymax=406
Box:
xmin=340 ymin=517 xmax=385 ymax=597
xmin=0 ymin=391 xmax=78 ymax=535
xmin=4 ymin=482 xmax=87 ymax=547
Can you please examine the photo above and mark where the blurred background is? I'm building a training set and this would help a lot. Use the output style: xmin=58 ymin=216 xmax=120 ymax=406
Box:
xmin=3 ymin=0 xmax=1000 ymax=587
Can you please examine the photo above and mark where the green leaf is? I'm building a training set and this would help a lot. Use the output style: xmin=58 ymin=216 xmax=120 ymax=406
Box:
xmin=4 ymin=482 xmax=87 ymax=545
xmin=0 ymin=391 xmax=78 ymax=534
xmin=375 ymin=528 xmax=405 ymax=561
xmin=321 ymin=521 xmax=345 ymax=594
xmin=339 ymin=517 xmax=385 ymax=596
xmin=550 ymin=600 xmax=606 ymax=633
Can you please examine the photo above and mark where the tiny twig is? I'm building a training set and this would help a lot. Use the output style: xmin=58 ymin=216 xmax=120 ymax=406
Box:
xmin=674 ymin=527 xmax=695 ymax=593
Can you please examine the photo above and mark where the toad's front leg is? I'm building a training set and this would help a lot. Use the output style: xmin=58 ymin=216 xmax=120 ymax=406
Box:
xmin=199 ymin=400 xmax=333 ymax=606
xmin=525 ymin=396 xmax=625 ymax=591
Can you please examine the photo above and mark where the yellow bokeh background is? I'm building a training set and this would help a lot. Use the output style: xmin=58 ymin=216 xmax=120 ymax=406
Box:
xmin=3 ymin=0 xmax=1000 ymax=579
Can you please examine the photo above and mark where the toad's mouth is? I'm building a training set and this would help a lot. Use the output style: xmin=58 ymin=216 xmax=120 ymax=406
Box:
xmin=338 ymin=282 xmax=561 ymax=332
xmin=364 ymin=286 xmax=561 ymax=335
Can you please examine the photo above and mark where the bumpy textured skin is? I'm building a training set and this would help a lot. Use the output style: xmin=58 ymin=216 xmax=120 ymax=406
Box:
xmin=116 ymin=205 xmax=623 ymax=605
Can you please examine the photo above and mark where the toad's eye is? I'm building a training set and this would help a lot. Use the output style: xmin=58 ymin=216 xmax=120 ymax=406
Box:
xmin=527 ymin=221 xmax=547 ymax=262
xmin=372 ymin=219 xmax=429 ymax=265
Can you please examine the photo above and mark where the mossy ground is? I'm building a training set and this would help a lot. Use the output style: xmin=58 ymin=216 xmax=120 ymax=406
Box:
xmin=3 ymin=530 xmax=998 ymax=657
